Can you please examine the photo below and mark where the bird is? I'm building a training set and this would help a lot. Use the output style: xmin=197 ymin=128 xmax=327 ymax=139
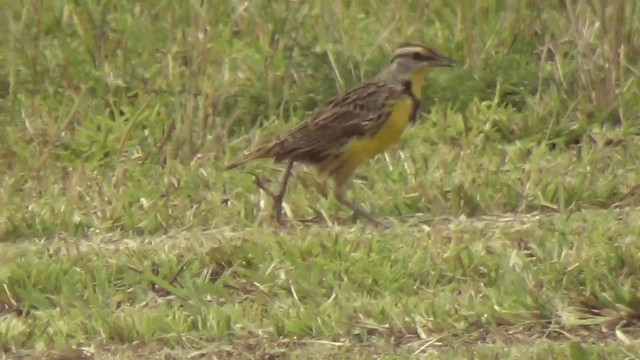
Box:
xmin=226 ymin=43 xmax=455 ymax=227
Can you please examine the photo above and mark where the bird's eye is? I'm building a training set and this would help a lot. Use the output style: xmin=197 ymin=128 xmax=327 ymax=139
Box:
xmin=411 ymin=52 xmax=422 ymax=60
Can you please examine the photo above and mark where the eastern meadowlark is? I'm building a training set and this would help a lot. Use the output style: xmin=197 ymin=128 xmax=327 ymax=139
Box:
xmin=226 ymin=43 xmax=455 ymax=227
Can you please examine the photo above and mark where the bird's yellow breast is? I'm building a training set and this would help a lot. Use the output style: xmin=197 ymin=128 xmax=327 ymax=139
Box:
xmin=343 ymin=96 xmax=415 ymax=167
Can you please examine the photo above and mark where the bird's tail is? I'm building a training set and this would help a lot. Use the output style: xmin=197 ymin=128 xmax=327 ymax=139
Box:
xmin=224 ymin=143 xmax=278 ymax=170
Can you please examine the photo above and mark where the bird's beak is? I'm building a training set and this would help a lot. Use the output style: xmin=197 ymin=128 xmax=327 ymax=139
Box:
xmin=429 ymin=54 xmax=456 ymax=67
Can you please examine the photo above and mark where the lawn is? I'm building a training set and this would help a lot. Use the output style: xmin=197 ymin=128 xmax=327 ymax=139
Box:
xmin=1 ymin=0 xmax=640 ymax=358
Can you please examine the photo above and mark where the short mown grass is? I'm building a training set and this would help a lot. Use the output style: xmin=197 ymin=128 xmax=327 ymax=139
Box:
xmin=1 ymin=0 xmax=640 ymax=358
xmin=2 ymin=210 xmax=640 ymax=358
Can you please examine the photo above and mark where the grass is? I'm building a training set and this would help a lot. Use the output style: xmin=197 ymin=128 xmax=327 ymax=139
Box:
xmin=1 ymin=0 xmax=640 ymax=358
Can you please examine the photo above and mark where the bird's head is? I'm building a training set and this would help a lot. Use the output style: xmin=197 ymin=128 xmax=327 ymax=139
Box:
xmin=387 ymin=43 xmax=455 ymax=81
xmin=381 ymin=43 xmax=455 ymax=95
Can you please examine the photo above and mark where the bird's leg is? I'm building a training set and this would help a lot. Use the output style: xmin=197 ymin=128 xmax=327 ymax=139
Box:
xmin=250 ymin=160 xmax=294 ymax=226
xmin=316 ymin=177 xmax=329 ymax=199
xmin=272 ymin=160 xmax=294 ymax=225
xmin=251 ymin=174 xmax=276 ymax=198
xmin=334 ymin=176 xmax=388 ymax=228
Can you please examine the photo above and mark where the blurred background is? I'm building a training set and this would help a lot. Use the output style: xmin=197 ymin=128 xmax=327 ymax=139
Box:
xmin=1 ymin=0 xmax=638 ymax=239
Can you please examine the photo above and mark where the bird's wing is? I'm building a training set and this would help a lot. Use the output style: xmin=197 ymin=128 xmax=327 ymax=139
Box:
xmin=271 ymin=81 xmax=405 ymax=163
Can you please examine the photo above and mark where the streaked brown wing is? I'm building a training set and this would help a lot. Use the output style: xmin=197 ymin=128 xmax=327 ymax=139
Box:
xmin=271 ymin=81 xmax=402 ymax=164
xmin=273 ymin=108 xmax=373 ymax=163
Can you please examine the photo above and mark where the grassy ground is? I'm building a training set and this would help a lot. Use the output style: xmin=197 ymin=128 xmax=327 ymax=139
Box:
xmin=2 ymin=0 xmax=640 ymax=358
